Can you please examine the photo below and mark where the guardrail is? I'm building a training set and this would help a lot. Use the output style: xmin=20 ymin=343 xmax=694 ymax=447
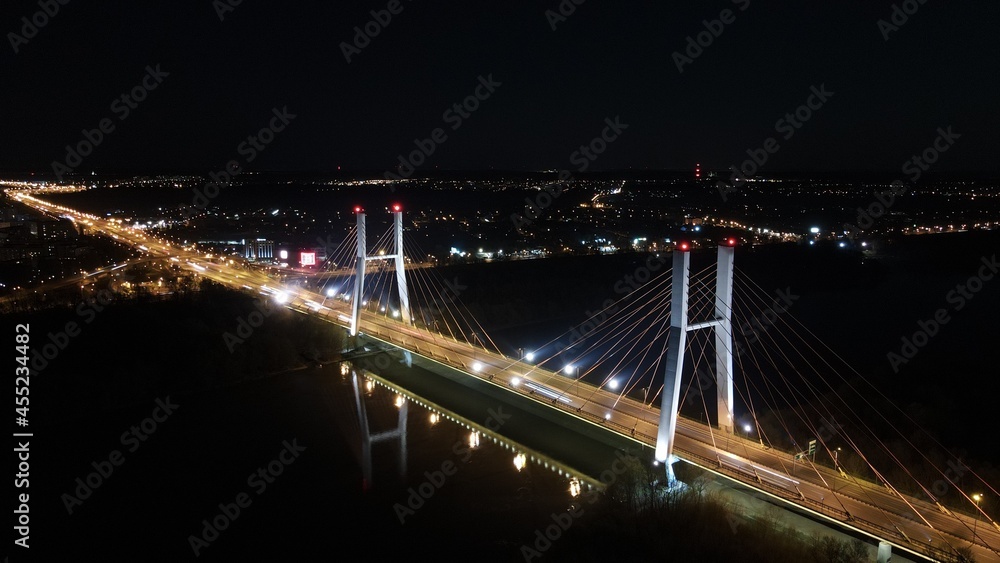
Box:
xmin=335 ymin=312 xmax=979 ymax=562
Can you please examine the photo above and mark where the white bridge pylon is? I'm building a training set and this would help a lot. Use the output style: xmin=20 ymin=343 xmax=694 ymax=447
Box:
xmin=656 ymin=240 xmax=736 ymax=484
xmin=350 ymin=204 xmax=411 ymax=336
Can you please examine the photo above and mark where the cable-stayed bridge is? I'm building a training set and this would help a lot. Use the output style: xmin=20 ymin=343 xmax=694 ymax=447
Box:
xmin=11 ymin=192 xmax=999 ymax=563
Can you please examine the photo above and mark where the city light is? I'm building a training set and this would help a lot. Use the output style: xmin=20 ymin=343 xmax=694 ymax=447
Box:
xmin=569 ymin=478 xmax=581 ymax=497
xmin=513 ymin=453 xmax=526 ymax=472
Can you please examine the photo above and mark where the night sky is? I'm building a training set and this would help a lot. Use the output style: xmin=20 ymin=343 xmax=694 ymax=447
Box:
xmin=3 ymin=0 xmax=999 ymax=176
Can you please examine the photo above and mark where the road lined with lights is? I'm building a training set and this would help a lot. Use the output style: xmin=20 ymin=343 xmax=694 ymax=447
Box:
xmin=341 ymin=312 xmax=998 ymax=562
xmin=10 ymin=190 xmax=997 ymax=562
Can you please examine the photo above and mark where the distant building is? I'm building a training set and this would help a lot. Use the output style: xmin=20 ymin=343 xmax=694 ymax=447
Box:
xmin=244 ymin=238 xmax=274 ymax=262
xmin=38 ymin=218 xmax=79 ymax=240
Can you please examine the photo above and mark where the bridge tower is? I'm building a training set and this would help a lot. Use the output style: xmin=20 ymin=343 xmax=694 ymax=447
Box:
xmin=655 ymin=239 xmax=736 ymax=485
xmin=350 ymin=205 xmax=412 ymax=336
xmin=351 ymin=370 xmax=407 ymax=490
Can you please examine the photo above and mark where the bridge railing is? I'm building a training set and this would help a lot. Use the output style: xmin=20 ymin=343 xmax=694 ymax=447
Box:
xmin=354 ymin=323 xmax=969 ymax=563
xmin=675 ymin=447 xmax=960 ymax=563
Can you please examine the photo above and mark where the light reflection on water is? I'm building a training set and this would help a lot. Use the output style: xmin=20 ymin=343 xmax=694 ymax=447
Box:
xmin=337 ymin=361 xmax=601 ymax=504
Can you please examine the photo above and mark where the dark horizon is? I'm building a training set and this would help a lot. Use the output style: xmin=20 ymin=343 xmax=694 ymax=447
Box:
xmin=5 ymin=167 xmax=1000 ymax=182
xmin=3 ymin=1 xmax=999 ymax=176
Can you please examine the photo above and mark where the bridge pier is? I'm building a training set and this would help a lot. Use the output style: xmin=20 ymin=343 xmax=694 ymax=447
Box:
xmin=877 ymin=541 xmax=892 ymax=563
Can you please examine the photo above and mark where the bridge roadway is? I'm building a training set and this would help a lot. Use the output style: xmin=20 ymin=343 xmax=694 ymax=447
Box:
xmin=326 ymin=307 xmax=998 ymax=563
xmin=11 ymin=191 xmax=999 ymax=563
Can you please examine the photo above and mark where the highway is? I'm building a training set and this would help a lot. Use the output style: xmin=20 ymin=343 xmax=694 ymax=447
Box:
xmin=10 ymin=189 xmax=999 ymax=563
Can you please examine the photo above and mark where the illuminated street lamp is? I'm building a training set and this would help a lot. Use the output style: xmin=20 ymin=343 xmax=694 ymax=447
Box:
xmin=513 ymin=452 xmax=526 ymax=472
xmin=972 ymin=493 xmax=982 ymax=543
xmin=569 ymin=478 xmax=581 ymax=497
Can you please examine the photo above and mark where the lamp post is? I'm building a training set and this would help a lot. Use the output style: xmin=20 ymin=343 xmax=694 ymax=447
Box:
xmin=972 ymin=493 xmax=982 ymax=544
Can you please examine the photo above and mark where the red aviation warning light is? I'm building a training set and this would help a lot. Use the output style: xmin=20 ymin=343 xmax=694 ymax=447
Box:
xmin=353 ymin=206 xmax=363 ymax=214
xmin=678 ymin=241 xmax=691 ymax=252
xmin=726 ymin=237 xmax=737 ymax=247
xmin=695 ymin=163 xmax=701 ymax=179
xmin=392 ymin=203 xmax=402 ymax=212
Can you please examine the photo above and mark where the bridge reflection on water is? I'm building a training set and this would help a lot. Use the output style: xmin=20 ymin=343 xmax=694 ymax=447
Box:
xmin=338 ymin=359 xmax=605 ymax=494
xmin=332 ymin=358 xmax=923 ymax=562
